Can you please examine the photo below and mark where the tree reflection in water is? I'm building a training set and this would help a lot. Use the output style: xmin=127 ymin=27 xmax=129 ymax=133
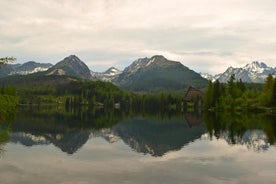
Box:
xmin=204 ymin=112 xmax=276 ymax=151
xmin=0 ymin=108 xmax=16 ymax=158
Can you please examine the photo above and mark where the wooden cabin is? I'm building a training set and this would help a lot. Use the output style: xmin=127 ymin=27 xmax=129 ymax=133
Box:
xmin=183 ymin=86 xmax=204 ymax=111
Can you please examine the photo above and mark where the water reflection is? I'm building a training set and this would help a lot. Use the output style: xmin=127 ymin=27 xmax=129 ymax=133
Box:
xmin=204 ymin=112 xmax=276 ymax=151
xmin=112 ymin=115 xmax=206 ymax=156
xmin=5 ymin=106 xmax=276 ymax=156
xmin=8 ymin=106 xmax=207 ymax=155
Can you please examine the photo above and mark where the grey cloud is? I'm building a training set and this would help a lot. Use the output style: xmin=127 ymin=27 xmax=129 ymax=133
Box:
xmin=1 ymin=0 xmax=276 ymax=74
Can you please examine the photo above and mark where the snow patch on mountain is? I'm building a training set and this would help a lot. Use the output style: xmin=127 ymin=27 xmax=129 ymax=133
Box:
xmin=91 ymin=67 xmax=122 ymax=82
xmin=1 ymin=61 xmax=53 ymax=77
xmin=10 ymin=66 xmax=50 ymax=75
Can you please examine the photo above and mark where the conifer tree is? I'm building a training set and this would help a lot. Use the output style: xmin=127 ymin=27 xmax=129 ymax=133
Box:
xmin=237 ymin=79 xmax=246 ymax=92
xmin=227 ymin=74 xmax=235 ymax=98
xmin=263 ymin=74 xmax=274 ymax=94
xmin=263 ymin=74 xmax=274 ymax=105
xmin=203 ymin=81 xmax=214 ymax=109
xmin=213 ymin=80 xmax=221 ymax=107
xmin=271 ymin=78 xmax=276 ymax=107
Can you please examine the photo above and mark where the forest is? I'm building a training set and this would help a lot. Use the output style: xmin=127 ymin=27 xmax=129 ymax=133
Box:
xmin=17 ymin=79 xmax=183 ymax=112
xmin=204 ymin=74 xmax=276 ymax=112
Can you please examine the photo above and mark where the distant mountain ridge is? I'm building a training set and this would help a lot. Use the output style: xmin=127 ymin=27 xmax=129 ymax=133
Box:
xmin=0 ymin=61 xmax=52 ymax=77
xmin=201 ymin=61 xmax=276 ymax=83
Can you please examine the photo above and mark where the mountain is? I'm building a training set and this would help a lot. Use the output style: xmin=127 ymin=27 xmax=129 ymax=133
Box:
xmin=0 ymin=61 xmax=52 ymax=78
xmin=201 ymin=61 xmax=276 ymax=83
xmin=114 ymin=55 xmax=208 ymax=92
xmin=46 ymin=55 xmax=92 ymax=79
xmin=91 ymin=67 xmax=122 ymax=82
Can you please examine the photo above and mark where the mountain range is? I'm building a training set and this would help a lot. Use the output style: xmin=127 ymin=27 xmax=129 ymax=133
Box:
xmin=0 ymin=55 xmax=208 ymax=92
xmin=1 ymin=55 xmax=275 ymax=93
xmin=200 ymin=61 xmax=276 ymax=83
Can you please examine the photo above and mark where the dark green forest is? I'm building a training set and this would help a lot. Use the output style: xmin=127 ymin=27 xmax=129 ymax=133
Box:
xmin=204 ymin=74 xmax=276 ymax=112
xmin=0 ymin=74 xmax=183 ymax=112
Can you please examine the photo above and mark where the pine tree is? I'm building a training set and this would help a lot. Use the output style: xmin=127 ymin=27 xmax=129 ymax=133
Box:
xmin=213 ymin=80 xmax=221 ymax=107
xmin=227 ymin=74 xmax=235 ymax=98
xmin=263 ymin=74 xmax=274 ymax=94
xmin=237 ymin=79 xmax=246 ymax=92
xmin=203 ymin=81 xmax=214 ymax=109
xmin=271 ymin=78 xmax=276 ymax=107
xmin=263 ymin=74 xmax=274 ymax=105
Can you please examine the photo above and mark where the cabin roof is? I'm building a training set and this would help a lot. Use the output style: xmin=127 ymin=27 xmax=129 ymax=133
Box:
xmin=184 ymin=86 xmax=204 ymax=101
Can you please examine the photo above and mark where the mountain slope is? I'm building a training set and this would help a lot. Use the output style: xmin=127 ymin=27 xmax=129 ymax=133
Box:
xmin=114 ymin=55 xmax=208 ymax=92
xmin=46 ymin=55 xmax=91 ymax=79
xmin=201 ymin=61 xmax=276 ymax=83
xmin=0 ymin=61 xmax=52 ymax=77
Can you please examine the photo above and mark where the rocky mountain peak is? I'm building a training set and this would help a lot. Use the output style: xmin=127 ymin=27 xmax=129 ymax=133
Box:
xmin=46 ymin=55 xmax=91 ymax=79
xmin=62 ymin=55 xmax=85 ymax=65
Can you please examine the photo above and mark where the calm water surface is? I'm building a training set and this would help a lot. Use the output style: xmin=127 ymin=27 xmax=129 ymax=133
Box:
xmin=1 ymin=106 xmax=276 ymax=184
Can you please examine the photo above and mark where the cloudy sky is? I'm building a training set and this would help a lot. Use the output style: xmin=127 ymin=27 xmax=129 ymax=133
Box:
xmin=0 ymin=0 xmax=276 ymax=74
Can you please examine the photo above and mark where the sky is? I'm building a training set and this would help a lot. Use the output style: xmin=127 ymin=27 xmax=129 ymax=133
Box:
xmin=0 ymin=0 xmax=276 ymax=74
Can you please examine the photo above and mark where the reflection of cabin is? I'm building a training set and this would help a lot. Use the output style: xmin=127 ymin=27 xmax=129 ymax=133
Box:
xmin=183 ymin=86 xmax=204 ymax=112
xmin=184 ymin=112 xmax=203 ymax=127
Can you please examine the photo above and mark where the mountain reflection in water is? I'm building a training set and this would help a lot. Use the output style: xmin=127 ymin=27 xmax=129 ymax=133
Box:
xmin=6 ymin=106 xmax=276 ymax=155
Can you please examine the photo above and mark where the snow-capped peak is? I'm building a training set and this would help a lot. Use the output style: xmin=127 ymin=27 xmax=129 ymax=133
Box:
xmin=243 ymin=61 xmax=268 ymax=73
xmin=201 ymin=61 xmax=276 ymax=83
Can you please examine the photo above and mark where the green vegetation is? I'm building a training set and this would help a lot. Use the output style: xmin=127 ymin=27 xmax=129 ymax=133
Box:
xmin=0 ymin=56 xmax=18 ymax=122
xmin=19 ymin=80 xmax=183 ymax=112
xmin=0 ymin=56 xmax=18 ymax=155
xmin=0 ymin=74 xmax=183 ymax=112
xmin=203 ymin=74 xmax=276 ymax=112
xmin=0 ymin=86 xmax=18 ymax=154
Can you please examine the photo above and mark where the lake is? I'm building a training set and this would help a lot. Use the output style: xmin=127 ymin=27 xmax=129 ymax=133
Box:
xmin=1 ymin=106 xmax=276 ymax=184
